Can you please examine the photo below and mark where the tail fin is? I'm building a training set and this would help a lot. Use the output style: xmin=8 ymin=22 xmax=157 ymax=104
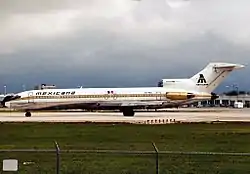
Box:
xmin=190 ymin=62 xmax=244 ymax=93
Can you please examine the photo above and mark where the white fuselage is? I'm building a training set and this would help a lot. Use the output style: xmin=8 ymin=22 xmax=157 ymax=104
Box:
xmin=5 ymin=87 xmax=212 ymax=110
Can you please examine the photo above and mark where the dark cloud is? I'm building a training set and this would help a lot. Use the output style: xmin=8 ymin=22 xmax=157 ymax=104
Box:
xmin=0 ymin=31 xmax=248 ymax=93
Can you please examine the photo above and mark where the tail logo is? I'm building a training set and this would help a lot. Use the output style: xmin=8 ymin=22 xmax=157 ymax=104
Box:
xmin=197 ymin=74 xmax=208 ymax=86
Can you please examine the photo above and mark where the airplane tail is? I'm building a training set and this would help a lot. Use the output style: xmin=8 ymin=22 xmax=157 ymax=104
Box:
xmin=190 ymin=62 xmax=244 ymax=93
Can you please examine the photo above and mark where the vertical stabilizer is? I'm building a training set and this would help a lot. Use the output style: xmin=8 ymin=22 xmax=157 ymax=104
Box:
xmin=190 ymin=63 xmax=244 ymax=93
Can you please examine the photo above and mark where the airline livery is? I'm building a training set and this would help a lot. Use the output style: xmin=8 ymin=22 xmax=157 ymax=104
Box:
xmin=1 ymin=62 xmax=244 ymax=117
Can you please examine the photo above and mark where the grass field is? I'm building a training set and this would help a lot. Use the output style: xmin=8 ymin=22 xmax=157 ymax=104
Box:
xmin=1 ymin=122 xmax=250 ymax=173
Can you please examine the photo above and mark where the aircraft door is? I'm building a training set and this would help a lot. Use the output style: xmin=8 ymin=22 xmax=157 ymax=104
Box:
xmin=28 ymin=92 xmax=34 ymax=103
xmin=156 ymin=92 xmax=161 ymax=100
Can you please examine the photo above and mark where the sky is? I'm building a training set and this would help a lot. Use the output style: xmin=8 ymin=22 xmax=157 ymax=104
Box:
xmin=0 ymin=0 xmax=250 ymax=93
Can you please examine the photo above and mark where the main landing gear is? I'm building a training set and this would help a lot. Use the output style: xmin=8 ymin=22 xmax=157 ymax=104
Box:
xmin=25 ymin=111 xmax=31 ymax=117
xmin=121 ymin=107 xmax=135 ymax=117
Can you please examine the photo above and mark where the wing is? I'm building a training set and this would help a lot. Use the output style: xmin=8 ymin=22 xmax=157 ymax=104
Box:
xmin=13 ymin=100 xmax=169 ymax=111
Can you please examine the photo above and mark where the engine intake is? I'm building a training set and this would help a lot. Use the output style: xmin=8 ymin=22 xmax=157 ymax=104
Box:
xmin=211 ymin=92 xmax=219 ymax=100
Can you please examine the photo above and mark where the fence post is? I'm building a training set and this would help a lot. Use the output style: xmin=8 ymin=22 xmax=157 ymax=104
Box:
xmin=54 ymin=141 xmax=60 ymax=174
xmin=152 ymin=142 xmax=159 ymax=174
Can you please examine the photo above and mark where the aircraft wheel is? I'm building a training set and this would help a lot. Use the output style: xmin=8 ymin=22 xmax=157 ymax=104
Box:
xmin=25 ymin=111 xmax=31 ymax=117
xmin=122 ymin=107 xmax=135 ymax=117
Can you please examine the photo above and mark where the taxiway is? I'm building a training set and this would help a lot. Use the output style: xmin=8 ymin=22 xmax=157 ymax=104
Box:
xmin=0 ymin=108 xmax=249 ymax=123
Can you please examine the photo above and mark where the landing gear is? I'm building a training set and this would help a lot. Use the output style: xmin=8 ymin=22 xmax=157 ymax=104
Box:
xmin=121 ymin=107 xmax=135 ymax=117
xmin=25 ymin=111 xmax=31 ymax=117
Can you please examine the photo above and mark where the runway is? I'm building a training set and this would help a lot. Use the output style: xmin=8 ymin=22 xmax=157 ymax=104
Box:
xmin=0 ymin=108 xmax=250 ymax=123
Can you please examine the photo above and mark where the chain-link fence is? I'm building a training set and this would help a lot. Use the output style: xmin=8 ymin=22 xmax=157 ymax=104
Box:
xmin=1 ymin=142 xmax=250 ymax=174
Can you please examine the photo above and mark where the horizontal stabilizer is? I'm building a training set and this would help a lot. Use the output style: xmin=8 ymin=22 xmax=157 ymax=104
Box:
xmin=212 ymin=63 xmax=244 ymax=69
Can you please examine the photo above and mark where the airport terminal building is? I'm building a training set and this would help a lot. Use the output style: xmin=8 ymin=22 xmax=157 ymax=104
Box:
xmin=194 ymin=94 xmax=250 ymax=108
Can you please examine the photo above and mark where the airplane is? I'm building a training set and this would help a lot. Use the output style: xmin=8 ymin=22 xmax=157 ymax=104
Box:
xmin=1 ymin=62 xmax=244 ymax=117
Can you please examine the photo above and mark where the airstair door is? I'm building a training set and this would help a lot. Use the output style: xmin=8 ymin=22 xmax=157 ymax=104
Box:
xmin=156 ymin=92 xmax=161 ymax=100
xmin=28 ymin=92 xmax=34 ymax=103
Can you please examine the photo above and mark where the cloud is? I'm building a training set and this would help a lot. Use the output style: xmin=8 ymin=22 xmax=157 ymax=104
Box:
xmin=0 ymin=0 xmax=249 ymax=91
xmin=2 ymin=0 xmax=250 ymax=53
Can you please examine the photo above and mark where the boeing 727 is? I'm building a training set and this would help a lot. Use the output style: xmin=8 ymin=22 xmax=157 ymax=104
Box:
xmin=1 ymin=62 xmax=244 ymax=117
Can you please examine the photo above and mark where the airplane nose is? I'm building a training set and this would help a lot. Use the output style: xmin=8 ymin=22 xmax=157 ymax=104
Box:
xmin=1 ymin=95 xmax=21 ymax=107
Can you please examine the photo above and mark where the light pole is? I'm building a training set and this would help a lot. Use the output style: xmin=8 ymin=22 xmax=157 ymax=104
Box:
xmin=226 ymin=84 xmax=239 ymax=102
xmin=22 ymin=84 xmax=26 ymax=91
xmin=225 ymin=85 xmax=231 ymax=106
xmin=234 ymin=84 xmax=239 ymax=102
xmin=3 ymin=85 xmax=6 ymax=95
